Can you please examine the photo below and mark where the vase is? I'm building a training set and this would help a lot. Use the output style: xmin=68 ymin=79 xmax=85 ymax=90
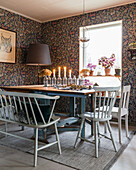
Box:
xmin=89 ymin=70 xmax=94 ymax=76
xmin=105 ymin=68 xmax=111 ymax=76
xmin=115 ymin=69 xmax=121 ymax=76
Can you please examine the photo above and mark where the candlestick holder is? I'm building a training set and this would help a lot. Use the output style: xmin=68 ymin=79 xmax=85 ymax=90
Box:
xmin=52 ymin=76 xmax=56 ymax=87
xmin=68 ymin=77 xmax=72 ymax=85
xmin=72 ymin=75 xmax=77 ymax=85
xmin=78 ymin=76 xmax=84 ymax=86
xmin=77 ymin=76 xmax=80 ymax=85
xmin=48 ymin=76 xmax=52 ymax=86
xmin=57 ymin=77 xmax=62 ymax=86
xmin=81 ymin=76 xmax=85 ymax=85
xmin=43 ymin=76 xmax=48 ymax=87
xmin=63 ymin=76 xmax=67 ymax=86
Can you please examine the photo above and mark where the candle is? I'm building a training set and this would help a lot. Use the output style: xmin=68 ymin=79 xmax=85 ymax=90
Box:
xmin=53 ymin=69 xmax=55 ymax=77
xmin=64 ymin=67 xmax=66 ymax=77
xmin=69 ymin=69 xmax=71 ymax=78
xmin=58 ymin=67 xmax=61 ymax=77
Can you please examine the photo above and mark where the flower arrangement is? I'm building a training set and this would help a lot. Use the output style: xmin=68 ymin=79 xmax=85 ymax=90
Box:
xmin=84 ymin=79 xmax=93 ymax=86
xmin=98 ymin=54 xmax=115 ymax=68
xmin=80 ymin=69 xmax=90 ymax=77
xmin=87 ymin=63 xmax=96 ymax=71
xmin=39 ymin=69 xmax=52 ymax=77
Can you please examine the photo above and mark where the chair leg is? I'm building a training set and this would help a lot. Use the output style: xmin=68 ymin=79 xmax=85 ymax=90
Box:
xmin=125 ymin=114 xmax=129 ymax=138
xmin=94 ymin=121 xmax=98 ymax=158
xmin=34 ymin=128 xmax=38 ymax=167
xmin=104 ymin=122 xmax=107 ymax=133
xmin=97 ymin=122 xmax=100 ymax=144
xmin=118 ymin=116 xmax=122 ymax=144
xmin=74 ymin=118 xmax=85 ymax=148
xmin=91 ymin=120 xmax=93 ymax=136
xmin=54 ymin=123 xmax=61 ymax=154
xmin=5 ymin=122 xmax=7 ymax=137
xmin=106 ymin=121 xmax=117 ymax=152
xmin=21 ymin=126 xmax=24 ymax=131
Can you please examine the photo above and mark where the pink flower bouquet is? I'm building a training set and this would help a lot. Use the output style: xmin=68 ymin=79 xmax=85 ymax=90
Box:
xmin=87 ymin=63 xmax=96 ymax=71
xmin=98 ymin=54 xmax=115 ymax=68
xmin=84 ymin=79 xmax=93 ymax=86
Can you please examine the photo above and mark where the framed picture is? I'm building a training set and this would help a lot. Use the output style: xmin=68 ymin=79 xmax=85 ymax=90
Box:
xmin=0 ymin=28 xmax=16 ymax=63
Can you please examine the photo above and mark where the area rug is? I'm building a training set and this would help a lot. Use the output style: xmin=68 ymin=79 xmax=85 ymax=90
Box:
xmin=0 ymin=123 xmax=135 ymax=170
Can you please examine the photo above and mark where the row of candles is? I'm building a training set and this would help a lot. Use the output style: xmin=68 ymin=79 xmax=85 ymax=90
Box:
xmin=52 ymin=67 xmax=71 ymax=78
xmin=44 ymin=67 xmax=84 ymax=87
xmin=44 ymin=76 xmax=80 ymax=87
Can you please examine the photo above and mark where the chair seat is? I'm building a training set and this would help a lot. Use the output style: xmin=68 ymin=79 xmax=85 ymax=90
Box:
xmin=112 ymin=107 xmax=128 ymax=118
xmin=96 ymin=106 xmax=128 ymax=118
xmin=80 ymin=112 xmax=112 ymax=121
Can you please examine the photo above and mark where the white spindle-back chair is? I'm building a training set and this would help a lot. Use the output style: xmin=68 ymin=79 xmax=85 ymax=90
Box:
xmin=74 ymin=86 xmax=120 ymax=158
xmin=110 ymin=85 xmax=131 ymax=143
xmin=96 ymin=85 xmax=131 ymax=144
xmin=0 ymin=91 xmax=61 ymax=167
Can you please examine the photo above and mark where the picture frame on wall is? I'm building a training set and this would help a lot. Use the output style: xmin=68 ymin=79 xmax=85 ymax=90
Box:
xmin=0 ymin=28 xmax=16 ymax=63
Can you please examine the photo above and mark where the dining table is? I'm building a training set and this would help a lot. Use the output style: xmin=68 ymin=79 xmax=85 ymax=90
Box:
xmin=0 ymin=85 xmax=95 ymax=138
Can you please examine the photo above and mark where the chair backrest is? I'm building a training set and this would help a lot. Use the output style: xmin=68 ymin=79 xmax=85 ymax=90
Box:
xmin=94 ymin=86 xmax=120 ymax=120
xmin=0 ymin=90 xmax=60 ymax=126
xmin=119 ymin=85 xmax=131 ymax=110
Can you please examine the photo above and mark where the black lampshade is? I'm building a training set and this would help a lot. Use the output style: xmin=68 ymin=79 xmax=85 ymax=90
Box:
xmin=26 ymin=44 xmax=51 ymax=65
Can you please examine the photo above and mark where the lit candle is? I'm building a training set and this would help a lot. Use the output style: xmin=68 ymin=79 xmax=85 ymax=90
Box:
xmin=58 ymin=67 xmax=61 ymax=77
xmin=69 ymin=69 xmax=71 ymax=78
xmin=53 ymin=69 xmax=55 ymax=77
xmin=64 ymin=67 xmax=66 ymax=77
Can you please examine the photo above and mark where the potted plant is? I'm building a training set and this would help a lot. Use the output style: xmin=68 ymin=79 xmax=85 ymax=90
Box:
xmin=87 ymin=63 xmax=96 ymax=76
xmin=115 ymin=66 xmax=121 ymax=76
xmin=98 ymin=54 xmax=115 ymax=76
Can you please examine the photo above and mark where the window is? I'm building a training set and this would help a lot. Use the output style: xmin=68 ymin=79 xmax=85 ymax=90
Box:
xmin=79 ymin=21 xmax=122 ymax=72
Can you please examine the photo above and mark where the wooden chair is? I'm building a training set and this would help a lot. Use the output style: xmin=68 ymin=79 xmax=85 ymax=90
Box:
xmin=0 ymin=91 xmax=61 ymax=167
xmin=74 ymin=86 xmax=120 ymax=158
xmin=109 ymin=85 xmax=131 ymax=144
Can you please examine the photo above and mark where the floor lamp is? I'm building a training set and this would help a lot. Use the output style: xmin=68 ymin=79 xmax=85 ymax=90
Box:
xmin=26 ymin=44 xmax=51 ymax=84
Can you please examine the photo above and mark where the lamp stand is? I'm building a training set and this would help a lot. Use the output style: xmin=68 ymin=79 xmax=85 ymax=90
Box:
xmin=38 ymin=64 xmax=40 ymax=85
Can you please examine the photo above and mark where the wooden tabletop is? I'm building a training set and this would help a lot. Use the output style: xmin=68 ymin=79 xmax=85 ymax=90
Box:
xmin=1 ymin=85 xmax=95 ymax=96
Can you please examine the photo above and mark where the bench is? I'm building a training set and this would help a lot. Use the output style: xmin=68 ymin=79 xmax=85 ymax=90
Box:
xmin=0 ymin=90 xmax=61 ymax=167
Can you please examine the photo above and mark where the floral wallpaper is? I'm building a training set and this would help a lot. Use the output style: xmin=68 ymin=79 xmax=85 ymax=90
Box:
xmin=0 ymin=3 xmax=135 ymax=122
xmin=0 ymin=8 xmax=42 ymax=86
xmin=42 ymin=3 xmax=136 ymax=122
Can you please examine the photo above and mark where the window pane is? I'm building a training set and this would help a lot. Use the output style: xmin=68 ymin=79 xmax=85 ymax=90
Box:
xmin=80 ymin=21 xmax=122 ymax=70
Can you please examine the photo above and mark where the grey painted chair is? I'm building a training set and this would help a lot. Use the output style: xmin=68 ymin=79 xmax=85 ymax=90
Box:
xmin=98 ymin=85 xmax=131 ymax=144
xmin=0 ymin=91 xmax=61 ymax=167
xmin=74 ymin=86 xmax=120 ymax=158
xmin=109 ymin=85 xmax=131 ymax=144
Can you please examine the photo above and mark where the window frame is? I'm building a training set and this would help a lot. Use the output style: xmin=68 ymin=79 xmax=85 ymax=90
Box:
xmin=79 ymin=20 xmax=123 ymax=72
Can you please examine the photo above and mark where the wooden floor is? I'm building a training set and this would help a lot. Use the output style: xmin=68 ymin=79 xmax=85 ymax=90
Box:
xmin=0 ymin=145 xmax=74 ymax=170
xmin=111 ymin=134 xmax=136 ymax=170
xmin=0 ymin=125 xmax=136 ymax=170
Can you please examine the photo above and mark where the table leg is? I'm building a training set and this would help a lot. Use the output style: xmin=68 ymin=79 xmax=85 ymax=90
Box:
xmin=90 ymin=94 xmax=94 ymax=135
xmin=90 ymin=94 xmax=94 ymax=112
xmin=81 ymin=95 xmax=94 ymax=137
xmin=70 ymin=97 xmax=76 ymax=117
xmin=81 ymin=97 xmax=85 ymax=138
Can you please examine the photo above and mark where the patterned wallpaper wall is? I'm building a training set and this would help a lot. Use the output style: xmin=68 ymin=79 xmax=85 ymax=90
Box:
xmin=41 ymin=3 xmax=136 ymax=122
xmin=0 ymin=8 xmax=42 ymax=86
xmin=0 ymin=3 xmax=135 ymax=122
